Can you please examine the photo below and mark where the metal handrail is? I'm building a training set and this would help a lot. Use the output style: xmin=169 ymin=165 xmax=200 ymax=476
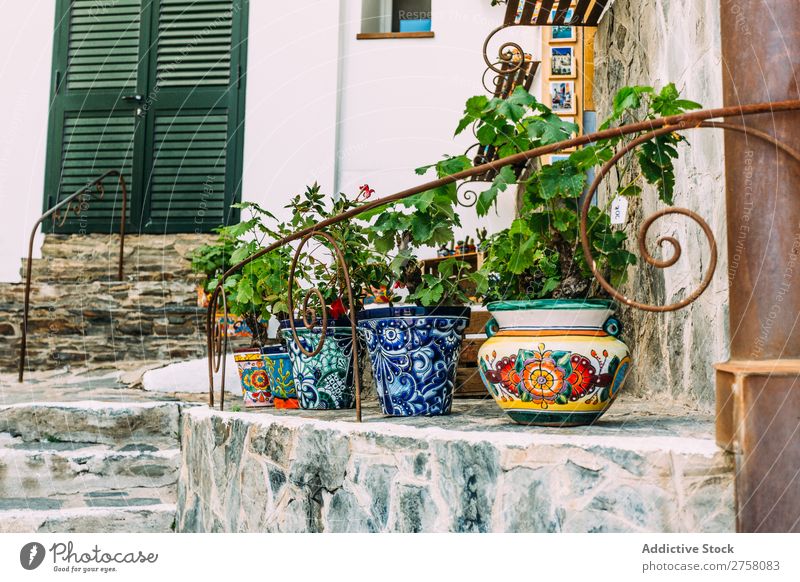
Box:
xmin=206 ymin=99 xmax=800 ymax=416
xmin=18 ymin=169 xmax=128 ymax=382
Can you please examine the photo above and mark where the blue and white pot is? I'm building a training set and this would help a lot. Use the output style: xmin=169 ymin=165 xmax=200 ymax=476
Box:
xmin=279 ymin=319 xmax=357 ymax=410
xmin=357 ymin=306 xmax=471 ymax=417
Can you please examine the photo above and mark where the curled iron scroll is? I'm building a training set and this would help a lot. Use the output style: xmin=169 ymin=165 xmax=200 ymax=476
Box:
xmin=482 ymin=24 xmax=526 ymax=75
xmin=579 ymin=121 xmax=800 ymax=312
xmin=286 ymin=231 xmax=364 ymax=422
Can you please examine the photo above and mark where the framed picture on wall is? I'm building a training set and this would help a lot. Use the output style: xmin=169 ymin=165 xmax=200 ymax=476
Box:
xmin=549 ymin=81 xmax=576 ymax=114
xmin=549 ymin=9 xmax=576 ymax=42
xmin=550 ymin=46 xmax=576 ymax=78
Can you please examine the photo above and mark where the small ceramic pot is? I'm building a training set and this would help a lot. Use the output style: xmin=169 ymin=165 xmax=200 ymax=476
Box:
xmin=280 ymin=319 xmax=357 ymax=410
xmin=261 ymin=345 xmax=299 ymax=409
xmin=478 ymin=299 xmax=631 ymax=426
xmin=233 ymin=347 xmax=273 ymax=408
xmin=358 ymin=306 xmax=470 ymax=417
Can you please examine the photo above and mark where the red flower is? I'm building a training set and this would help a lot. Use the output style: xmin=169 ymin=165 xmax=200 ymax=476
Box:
xmin=566 ymin=355 xmax=597 ymax=400
xmin=329 ymin=298 xmax=347 ymax=319
xmin=358 ymin=184 xmax=375 ymax=201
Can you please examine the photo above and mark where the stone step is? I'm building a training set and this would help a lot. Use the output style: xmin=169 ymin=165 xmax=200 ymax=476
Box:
xmin=1 ymin=332 xmax=206 ymax=372
xmin=22 ymin=257 xmax=199 ymax=283
xmin=0 ymin=279 xmax=200 ymax=311
xmin=0 ymin=434 xmax=180 ymax=501
xmin=0 ymin=402 xmax=182 ymax=448
xmin=0 ymin=503 xmax=176 ymax=533
xmin=40 ymin=233 xmax=212 ymax=261
xmin=21 ymin=233 xmax=211 ymax=284
xmin=176 ymin=398 xmax=734 ymax=533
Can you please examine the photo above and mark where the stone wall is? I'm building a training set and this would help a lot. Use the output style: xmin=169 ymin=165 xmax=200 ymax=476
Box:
xmin=593 ymin=0 xmax=727 ymax=409
xmin=176 ymin=402 xmax=735 ymax=533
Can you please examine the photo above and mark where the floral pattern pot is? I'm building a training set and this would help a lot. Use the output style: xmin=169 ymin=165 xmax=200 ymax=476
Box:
xmin=358 ymin=306 xmax=470 ymax=417
xmin=233 ymin=348 xmax=273 ymax=408
xmin=280 ymin=320 xmax=356 ymax=410
xmin=478 ymin=299 xmax=631 ymax=426
xmin=261 ymin=345 xmax=299 ymax=409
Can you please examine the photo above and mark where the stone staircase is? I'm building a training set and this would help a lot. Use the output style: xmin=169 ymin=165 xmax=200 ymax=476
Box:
xmin=0 ymin=401 xmax=184 ymax=533
xmin=0 ymin=234 xmax=212 ymax=373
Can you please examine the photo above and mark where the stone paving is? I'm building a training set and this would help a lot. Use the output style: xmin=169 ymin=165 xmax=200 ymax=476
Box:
xmin=177 ymin=396 xmax=734 ymax=533
xmin=0 ymin=364 xmax=189 ymax=532
xmin=0 ymin=361 xmax=734 ymax=533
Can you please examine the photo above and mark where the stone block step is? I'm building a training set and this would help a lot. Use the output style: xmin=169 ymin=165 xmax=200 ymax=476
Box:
xmin=177 ymin=398 xmax=735 ymax=533
xmin=0 ymin=503 xmax=176 ymax=533
xmin=21 ymin=258 xmax=199 ymax=284
xmin=40 ymin=233 xmax=211 ymax=262
xmin=0 ymin=280 xmax=200 ymax=313
xmin=0 ymin=402 xmax=182 ymax=448
xmin=1 ymin=333 xmax=206 ymax=372
xmin=0 ymin=434 xmax=180 ymax=500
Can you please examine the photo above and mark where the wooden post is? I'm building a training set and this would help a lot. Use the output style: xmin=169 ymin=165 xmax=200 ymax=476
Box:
xmin=719 ymin=0 xmax=800 ymax=532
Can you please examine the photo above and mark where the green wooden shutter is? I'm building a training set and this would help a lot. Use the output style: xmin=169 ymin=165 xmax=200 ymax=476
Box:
xmin=156 ymin=0 xmax=233 ymax=87
xmin=44 ymin=0 xmax=248 ymax=234
xmin=140 ymin=0 xmax=248 ymax=233
xmin=66 ymin=0 xmax=141 ymax=91
xmin=150 ymin=113 xmax=229 ymax=224
xmin=45 ymin=0 xmax=146 ymax=233
xmin=59 ymin=115 xmax=135 ymax=224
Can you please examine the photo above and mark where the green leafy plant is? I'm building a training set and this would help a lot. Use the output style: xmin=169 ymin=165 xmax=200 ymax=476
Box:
xmin=285 ymin=183 xmax=394 ymax=316
xmin=189 ymin=203 xmax=297 ymax=346
xmin=468 ymin=83 xmax=701 ymax=301
xmin=364 ymin=156 xmax=475 ymax=306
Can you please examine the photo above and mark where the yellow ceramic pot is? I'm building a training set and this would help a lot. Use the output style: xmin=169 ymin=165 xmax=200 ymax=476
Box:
xmin=477 ymin=299 xmax=631 ymax=426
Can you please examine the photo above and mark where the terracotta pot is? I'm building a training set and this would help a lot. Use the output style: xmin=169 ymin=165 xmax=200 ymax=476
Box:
xmin=478 ymin=299 xmax=631 ymax=426
xmin=358 ymin=306 xmax=470 ymax=417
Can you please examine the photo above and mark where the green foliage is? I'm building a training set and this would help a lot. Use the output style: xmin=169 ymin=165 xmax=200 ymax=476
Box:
xmin=365 ymin=157 xmax=473 ymax=306
xmin=189 ymin=184 xmax=392 ymax=338
xmin=451 ymin=83 xmax=701 ymax=302
xmin=285 ymin=183 xmax=393 ymax=312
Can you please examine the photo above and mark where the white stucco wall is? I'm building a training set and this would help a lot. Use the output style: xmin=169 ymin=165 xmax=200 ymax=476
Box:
xmin=242 ymin=0 xmax=539 ymax=243
xmin=240 ymin=0 xmax=341 ymax=223
xmin=334 ymin=0 xmax=539 ymax=248
xmin=0 ymin=0 xmax=534 ymax=281
xmin=0 ymin=1 xmax=56 ymax=282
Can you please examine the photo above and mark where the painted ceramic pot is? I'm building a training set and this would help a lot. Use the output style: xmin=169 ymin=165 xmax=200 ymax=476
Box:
xmin=280 ymin=320 xmax=356 ymax=410
xmin=358 ymin=306 xmax=470 ymax=417
xmin=233 ymin=348 xmax=273 ymax=408
xmin=478 ymin=299 xmax=631 ymax=426
xmin=261 ymin=345 xmax=299 ymax=409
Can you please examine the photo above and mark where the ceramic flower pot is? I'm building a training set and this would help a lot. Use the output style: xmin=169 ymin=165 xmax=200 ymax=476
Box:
xmin=261 ymin=345 xmax=299 ymax=409
xmin=358 ymin=306 xmax=470 ymax=417
xmin=477 ymin=299 xmax=631 ymax=426
xmin=280 ymin=320 xmax=357 ymax=410
xmin=233 ymin=347 xmax=274 ymax=408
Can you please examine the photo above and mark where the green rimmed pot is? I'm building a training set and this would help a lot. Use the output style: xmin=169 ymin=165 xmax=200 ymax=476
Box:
xmin=477 ymin=299 xmax=631 ymax=427
xmin=279 ymin=319 xmax=357 ymax=410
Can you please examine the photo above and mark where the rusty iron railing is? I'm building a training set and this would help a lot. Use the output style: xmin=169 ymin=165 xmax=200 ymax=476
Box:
xmin=206 ymin=99 xmax=800 ymax=418
xmin=18 ymin=170 xmax=128 ymax=382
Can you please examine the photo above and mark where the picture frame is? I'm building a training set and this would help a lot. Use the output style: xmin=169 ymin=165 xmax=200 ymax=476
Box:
xmin=550 ymin=46 xmax=576 ymax=78
xmin=549 ymin=81 xmax=577 ymax=115
xmin=549 ymin=9 xmax=576 ymax=43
